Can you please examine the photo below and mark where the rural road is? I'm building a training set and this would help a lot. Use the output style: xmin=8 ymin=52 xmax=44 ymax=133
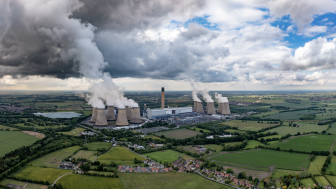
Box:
xmin=93 ymin=143 xmax=114 ymax=162
xmin=52 ymin=172 xmax=72 ymax=187
xmin=330 ymin=138 xmax=336 ymax=152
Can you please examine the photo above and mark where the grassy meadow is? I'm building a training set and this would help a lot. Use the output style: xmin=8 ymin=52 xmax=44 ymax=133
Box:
xmin=272 ymin=169 xmax=303 ymax=179
xmin=222 ymin=120 xmax=278 ymax=131
xmin=0 ymin=131 xmax=39 ymax=157
xmin=58 ymin=127 xmax=86 ymax=136
xmin=15 ymin=167 xmax=72 ymax=183
xmin=97 ymin=147 xmax=145 ymax=165
xmin=316 ymin=176 xmax=331 ymax=187
xmin=264 ymin=125 xmax=328 ymax=135
xmin=58 ymin=174 xmax=124 ymax=189
xmin=72 ymin=150 xmax=97 ymax=161
xmin=155 ymin=129 xmax=201 ymax=139
xmin=87 ymin=142 xmax=111 ymax=150
xmin=309 ymin=156 xmax=327 ymax=175
xmin=144 ymin=150 xmax=193 ymax=163
xmin=244 ymin=140 xmax=264 ymax=149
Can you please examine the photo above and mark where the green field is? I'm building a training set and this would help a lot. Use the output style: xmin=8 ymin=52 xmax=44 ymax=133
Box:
xmin=58 ymin=127 xmax=86 ymax=136
xmin=97 ymin=147 xmax=145 ymax=165
xmin=143 ymin=135 xmax=165 ymax=141
xmin=118 ymin=172 xmax=231 ymax=189
xmin=0 ymin=125 xmax=16 ymax=130
xmin=224 ymin=129 xmax=245 ymax=134
xmin=309 ymin=156 xmax=327 ymax=175
xmin=301 ymin=178 xmax=316 ymax=188
xmin=73 ymin=150 xmax=97 ymax=161
xmin=272 ymin=169 xmax=303 ymax=178
xmin=244 ymin=140 xmax=264 ymax=149
xmin=144 ymin=150 xmax=192 ymax=163
xmin=213 ymin=161 xmax=269 ymax=171
xmin=87 ymin=142 xmax=111 ymax=150
xmin=190 ymin=127 xmax=211 ymax=133
xmin=58 ymin=174 xmax=124 ymax=189
xmin=325 ymin=175 xmax=336 ymax=188
xmin=15 ymin=167 xmax=72 ymax=183
xmin=264 ymin=125 xmax=328 ymax=135
xmin=222 ymin=120 xmax=278 ymax=131
xmin=30 ymin=146 xmax=81 ymax=168
xmin=316 ymin=176 xmax=331 ymax=187
xmin=272 ymin=135 xmax=335 ymax=152
xmin=253 ymin=110 xmax=280 ymax=118
xmin=0 ymin=179 xmax=47 ymax=189
xmin=203 ymin=144 xmax=223 ymax=152
xmin=327 ymin=156 xmax=336 ymax=174
xmin=0 ymin=131 xmax=39 ymax=157
xmin=208 ymin=149 xmax=307 ymax=169
xmin=263 ymin=110 xmax=320 ymax=120
xmin=327 ymin=123 xmax=336 ymax=134
xmin=155 ymin=129 xmax=201 ymax=139
xmin=260 ymin=135 xmax=283 ymax=140
xmin=87 ymin=171 xmax=115 ymax=176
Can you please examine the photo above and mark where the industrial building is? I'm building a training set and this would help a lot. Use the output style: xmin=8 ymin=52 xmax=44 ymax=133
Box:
xmin=146 ymin=107 xmax=193 ymax=119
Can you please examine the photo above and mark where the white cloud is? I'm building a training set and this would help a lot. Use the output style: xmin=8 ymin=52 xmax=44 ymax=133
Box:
xmin=300 ymin=25 xmax=327 ymax=37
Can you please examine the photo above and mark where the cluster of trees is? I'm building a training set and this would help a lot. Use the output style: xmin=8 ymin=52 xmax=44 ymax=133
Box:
xmin=7 ymin=176 xmax=50 ymax=185
xmin=321 ymin=155 xmax=332 ymax=173
xmin=300 ymin=114 xmax=316 ymax=120
xmin=221 ymin=140 xmax=247 ymax=151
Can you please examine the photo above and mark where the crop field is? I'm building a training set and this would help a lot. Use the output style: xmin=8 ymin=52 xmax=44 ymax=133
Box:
xmin=301 ymin=178 xmax=316 ymax=188
xmin=144 ymin=150 xmax=193 ymax=163
xmin=203 ymin=144 xmax=222 ymax=152
xmin=263 ymin=110 xmax=320 ymax=120
xmin=190 ymin=127 xmax=211 ymax=133
xmin=327 ymin=156 xmax=336 ymax=174
xmin=309 ymin=156 xmax=327 ymax=175
xmin=0 ymin=179 xmax=48 ymax=189
xmin=72 ymin=150 xmax=97 ymax=161
xmin=87 ymin=171 xmax=115 ymax=176
xmin=97 ymin=147 xmax=145 ymax=165
xmin=273 ymin=169 xmax=303 ymax=178
xmin=30 ymin=146 xmax=81 ymax=168
xmin=208 ymin=149 xmax=308 ymax=169
xmin=118 ymin=172 xmax=231 ymax=189
xmin=327 ymin=123 xmax=336 ymax=134
xmin=58 ymin=127 xmax=86 ymax=136
xmin=213 ymin=161 xmax=269 ymax=171
xmin=264 ymin=125 xmax=328 ymax=136
xmin=325 ymin=175 xmax=336 ymax=188
xmin=58 ymin=174 xmax=124 ymax=189
xmin=155 ymin=129 xmax=201 ymax=139
xmin=0 ymin=131 xmax=39 ymax=157
xmin=222 ymin=120 xmax=278 ymax=131
xmin=272 ymin=135 xmax=335 ymax=152
xmin=253 ymin=110 xmax=280 ymax=118
xmin=0 ymin=125 xmax=16 ymax=130
xmin=316 ymin=176 xmax=331 ymax=187
xmin=87 ymin=142 xmax=111 ymax=150
xmin=244 ymin=140 xmax=264 ymax=149
xmin=15 ymin=167 xmax=72 ymax=183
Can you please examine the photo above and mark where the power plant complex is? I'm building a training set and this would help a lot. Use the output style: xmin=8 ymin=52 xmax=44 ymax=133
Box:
xmin=89 ymin=87 xmax=230 ymax=127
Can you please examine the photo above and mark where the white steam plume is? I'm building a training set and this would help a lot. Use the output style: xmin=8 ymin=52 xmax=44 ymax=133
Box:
xmin=190 ymin=82 xmax=201 ymax=102
xmin=201 ymin=89 xmax=214 ymax=102
xmin=215 ymin=92 xmax=228 ymax=103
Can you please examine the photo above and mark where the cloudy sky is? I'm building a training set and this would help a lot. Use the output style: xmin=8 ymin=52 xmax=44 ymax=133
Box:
xmin=1 ymin=0 xmax=336 ymax=91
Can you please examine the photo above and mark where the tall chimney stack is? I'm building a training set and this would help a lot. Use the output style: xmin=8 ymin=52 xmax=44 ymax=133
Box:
xmin=116 ymin=108 xmax=129 ymax=126
xmin=95 ymin=108 xmax=108 ymax=126
xmin=90 ymin=108 xmax=98 ymax=123
xmin=161 ymin=87 xmax=165 ymax=109
xmin=106 ymin=106 xmax=116 ymax=121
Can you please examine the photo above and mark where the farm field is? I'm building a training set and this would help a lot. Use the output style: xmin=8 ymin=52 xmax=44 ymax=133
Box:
xmin=143 ymin=135 xmax=165 ymax=141
xmin=253 ymin=110 xmax=280 ymax=118
xmin=309 ymin=156 xmax=327 ymax=175
xmin=118 ymin=172 xmax=231 ymax=189
xmin=72 ymin=150 xmax=97 ymax=161
xmin=190 ymin=127 xmax=211 ymax=133
xmin=0 ymin=179 xmax=47 ymax=189
xmin=224 ymin=129 xmax=245 ymax=134
xmin=316 ymin=176 xmax=331 ymax=187
xmin=272 ymin=169 xmax=303 ymax=178
xmin=301 ymin=178 xmax=316 ymax=188
xmin=58 ymin=174 xmax=124 ymax=189
xmin=0 ymin=131 xmax=39 ymax=157
xmin=87 ymin=142 xmax=111 ymax=150
xmin=97 ymin=147 xmax=145 ymax=165
xmin=0 ymin=125 xmax=16 ymax=130
xmin=272 ymin=135 xmax=335 ymax=152
xmin=15 ymin=167 xmax=72 ymax=183
xmin=30 ymin=146 xmax=81 ymax=168
xmin=87 ymin=171 xmax=115 ymax=176
xmin=58 ymin=127 xmax=86 ymax=136
xmin=155 ymin=129 xmax=201 ymax=139
xmin=326 ymin=156 xmax=336 ymax=174
xmin=264 ymin=125 xmax=328 ymax=136
xmin=222 ymin=120 xmax=278 ymax=131
xmin=244 ymin=140 xmax=264 ymax=149
xmin=213 ymin=161 xmax=269 ymax=171
xmin=203 ymin=144 xmax=223 ymax=152
xmin=325 ymin=175 xmax=336 ymax=188
xmin=327 ymin=123 xmax=336 ymax=135
xmin=144 ymin=150 xmax=193 ymax=163
xmin=208 ymin=149 xmax=308 ymax=169
xmin=263 ymin=110 xmax=320 ymax=120
xmin=259 ymin=135 xmax=283 ymax=140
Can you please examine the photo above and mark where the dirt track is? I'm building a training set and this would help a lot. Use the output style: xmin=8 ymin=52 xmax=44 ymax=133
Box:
xmin=22 ymin=131 xmax=45 ymax=139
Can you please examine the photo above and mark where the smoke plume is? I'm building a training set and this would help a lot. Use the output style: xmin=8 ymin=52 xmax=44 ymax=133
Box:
xmin=215 ymin=92 xmax=229 ymax=103
xmin=201 ymin=89 xmax=214 ymax=102
xmin=190 ymin=82 xmax=201 ymax=102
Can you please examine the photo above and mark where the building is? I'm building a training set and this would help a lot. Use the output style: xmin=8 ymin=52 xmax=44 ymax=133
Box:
xmin=146 ymin=107 xmax=193 ymax=119
xmin=59 ymin=162 xmax=73 ymax=169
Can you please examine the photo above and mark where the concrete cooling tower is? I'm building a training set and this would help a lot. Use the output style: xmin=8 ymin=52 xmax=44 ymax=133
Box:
xmin=130 ymin=107 xmax=142 ymax=123
xmin=207 ymin=102 xmax=216 ymax=114
xmin=193 ymin=101 xmax=198 ymax=112
xmin=90 ymin=108 xmax=98 ymax=123
xmin=106 ymin=106 xmax=116 ymax=121
xmin=95 ymin=108 xmax=108 ymax=126
xmin=217 ymin=103 xmax=223 ymax=114
xmin=196 ymin=102 xmax=204 ymax=113
xmin=126 ymin=106 xmax=132 ymax=121
xmin=221 ymin=102 xmax=231 ymax=115
xmin=116 ymin=108 xmax=129 ymax=126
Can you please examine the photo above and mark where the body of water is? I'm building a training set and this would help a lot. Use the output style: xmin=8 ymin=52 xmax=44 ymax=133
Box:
xmin=34 ymin=112 xmax=82 ymax=118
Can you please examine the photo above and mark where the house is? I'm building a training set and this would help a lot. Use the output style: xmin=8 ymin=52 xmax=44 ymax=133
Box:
xmin=129 ymin=168 xmax=133 ymax=172
xmin=231 ymin=177 xmax=235 ymax=181
xmin=246 ymin=183 xmax=253 ymax=188
xmin=179 ymin=167 xmax=185 ymax=172
xmin=169 ymin=167 xmax=173 ymax=171
xmin=118 ymin=165 xmax=123 ymax=171
xmin=234 ymin=179 xmax=239 ymax=185
xmin=239 ymin=181 xmax=246 ymax=186
xmin=215 ymin=171 xmax=220 ymax=175
xmin=324 ymin=186 xmax=333 ymax=189
xmin=59 ymin=162 xmax=73 ymax=169
xmin=225 ymin=174 xmax=230 ymax=178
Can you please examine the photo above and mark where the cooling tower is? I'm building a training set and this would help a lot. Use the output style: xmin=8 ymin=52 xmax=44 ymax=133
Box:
xmin=221 ymin=102 xmax=231 ymax=115
xmin=193 ymin=101 xmax=197 ymax=112
xmin=207 ymin=102 xmax=216 ymax=114
xmin=90 ymin=108 xmax=98 ymax=123
xmin=126 ymin=106 xmax=132 ymax=120
xmin=106 ymin=106 xmax=116 ymax=121
xmin=217 ymin=103 xmax=223 ymax=114
xmin=206 ymin=102 xmax=209 ymax=112
xmin=196 ymin=102 xmax=204 ymax=113
xmin=130 ymin=107 xmax=142 ymax=123
xmin=95 ymin=108 xmax=108 ymax=126
xmin=116 ymin=108 xmax=129 ymax=126
xmin=161 ymin=87 xmax=165 ymax=109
